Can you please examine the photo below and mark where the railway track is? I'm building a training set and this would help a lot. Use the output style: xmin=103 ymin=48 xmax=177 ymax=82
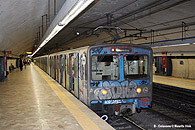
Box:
xmin=110 ymin=102 xmax=194 ymax=129
xmin=106 ymin=83 xmax=195 ymax=130
xmin=152 ymin=83 xmax=195 ymax=129
xmin=150 ymin=102 xmax=195 ymax=129
xmin=107 ymin=116 xmax=144 ymax=130
xmin=153 ymin=83 xmax=195 ymax=114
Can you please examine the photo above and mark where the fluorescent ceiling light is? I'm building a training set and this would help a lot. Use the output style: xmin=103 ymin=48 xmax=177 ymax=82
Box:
xmin=27 ymin=55 xmax=32 ymax=57
xmin=60 ymin=0 xmax=94 ymax=25
xmin=152 ymin=43 xmax=191 ymax=48
xmin=31 ymin=47 xmax=40 ymax=56
xmin=32 ymin=0 xmax=94 ymax=56
xmin=39 ymin=40 xmax=47 ymax=48
xmin=26 ymin=52 xmax=32 ymax=54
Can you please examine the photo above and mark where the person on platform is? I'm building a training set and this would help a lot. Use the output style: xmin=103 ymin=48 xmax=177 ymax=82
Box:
xmin=23 ymin=59 xmax=27 ymax=69
xmin=19 ymin=58 xmax=23 ymax=71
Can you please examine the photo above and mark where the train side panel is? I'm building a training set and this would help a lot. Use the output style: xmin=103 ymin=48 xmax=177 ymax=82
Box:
xmin=34 ymin=44 xmax=152 ymax=115
xmin=45 ymin=47 xmax=89 ymax=104
xmin=78 ymin=49 xmax=88 ymax=104
xmin=64 ymin=48 xmax=89 ymax=104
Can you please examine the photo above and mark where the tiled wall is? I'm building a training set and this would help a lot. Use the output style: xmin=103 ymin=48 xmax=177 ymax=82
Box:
xmin=172 ymin=59 xmax=195 ymax=79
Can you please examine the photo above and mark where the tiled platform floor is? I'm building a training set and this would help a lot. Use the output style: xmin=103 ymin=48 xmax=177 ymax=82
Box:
xmin=153 ymin=75 xmax=195 ymax=90
xmin=0 ymin=64 xmax=114 ymax=130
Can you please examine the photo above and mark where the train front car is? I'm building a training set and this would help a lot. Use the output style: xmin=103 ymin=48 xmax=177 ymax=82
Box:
xmin=88 ymin=43 xmax=153 ymax=116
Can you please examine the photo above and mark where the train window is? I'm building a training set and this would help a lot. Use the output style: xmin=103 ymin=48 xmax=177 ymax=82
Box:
xmin=92 ymin=55 xmax=119 ymax=81
xmin=80 ymin=52 xmax=88 ymax=80
xmin=124 ymin=55 xmax=148 ymax=79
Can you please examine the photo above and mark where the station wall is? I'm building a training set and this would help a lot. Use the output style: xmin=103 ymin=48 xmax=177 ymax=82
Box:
xmin=7 ymin=59 xmax=16 ymax=69
xmin=172 ymin=59 xmax=195 ymax=79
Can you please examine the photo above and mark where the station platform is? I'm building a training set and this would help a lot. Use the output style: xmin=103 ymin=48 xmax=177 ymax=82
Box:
xmin=153 ymin=75 xmax=195 ymax=90
xmin=0 ymin=64 xmax=114 ymax=130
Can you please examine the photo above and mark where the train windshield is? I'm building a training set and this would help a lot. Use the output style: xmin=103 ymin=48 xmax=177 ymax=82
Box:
xmin=124 ymin=55 xmax=148 ymax=79
xmin=92 ymin=55 xmax=119 ymax=81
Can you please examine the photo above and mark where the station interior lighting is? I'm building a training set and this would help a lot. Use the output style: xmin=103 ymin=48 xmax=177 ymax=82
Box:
xmin=152 ymin=43 xmax=191 ymax=48
xmin=76 ymin=32 xmax=80 ymax=36
xmin=26 ymin=52 xmax=32 ymax=54
xmin=31 ymin=0 xmax=94 ymax=57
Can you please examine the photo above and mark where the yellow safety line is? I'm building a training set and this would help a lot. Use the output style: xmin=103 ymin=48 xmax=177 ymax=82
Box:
xmin=153 ymin=80 xmax=195 ymax=90
xmin=34 ymin=65 xmax=101 ymax=130
xmin=153 ymin=75 xmax=195 ymax=83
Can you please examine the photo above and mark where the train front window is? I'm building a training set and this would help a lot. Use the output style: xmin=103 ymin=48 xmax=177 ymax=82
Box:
xmin=124 ymin=55 xmax=148 ymax=79
xmin=92 ymin=55 xmax=119 ymax=81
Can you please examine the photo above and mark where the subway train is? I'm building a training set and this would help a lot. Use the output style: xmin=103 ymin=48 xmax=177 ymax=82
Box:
xmin=34 ymin=43 xmax=153 ymax=116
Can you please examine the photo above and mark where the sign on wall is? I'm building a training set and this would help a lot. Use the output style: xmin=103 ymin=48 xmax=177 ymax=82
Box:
xmin=162 ymin=56 xmax=167 ymax=68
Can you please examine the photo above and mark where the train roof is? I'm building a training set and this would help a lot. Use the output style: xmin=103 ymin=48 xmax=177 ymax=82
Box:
xmin=90 ymin=43 xmax=153 ymax=51
xmin=34 ymin=43 xmax=152 ymax=58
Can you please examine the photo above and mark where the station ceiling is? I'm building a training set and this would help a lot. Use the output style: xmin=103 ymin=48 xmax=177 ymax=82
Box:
xmin=0 ymin=0 xmax=195 ymax=57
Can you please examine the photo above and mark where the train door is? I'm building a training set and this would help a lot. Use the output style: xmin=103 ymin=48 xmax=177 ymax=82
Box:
xmin=51 ymin=56 xmax=53 ymax=78
xmin=74 ymin=53 xmax=79 ymax=97
xmin=52 ymin=56 xmax=54 ymax=78
xmin=69 ymin=53 xmax=74 ymax=93
xmin=66 ymin=55 xmax=69 ymax=90
xmin=47 ymin=56 xmax=50 ymax=74
xmin=45 ymin=57 xmax=47 ymax=72
xmin=79 ymin=51 xmax=88 ymax=103
xmin=54 ymin=56 xmax=56 ymax=80
xmin=50 ymin=56 xmax=52 ymax=76
xmin=58 ymin=55 xmax=60 ymax=83
xmin=63 ymin=54 xmax=66 ymax=88
xmin=60 ymin=55 xmax=63 ymax=85
xmin=56 ymin=56 xmax=59 ymax=82
xmin=59 ymin=56 xmax=61 ymax=83
xmin=57 ymin=55 xmax=60 ymax=82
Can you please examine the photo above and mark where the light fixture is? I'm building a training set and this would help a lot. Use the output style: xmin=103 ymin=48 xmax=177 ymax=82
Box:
xmin=136 ymin=88 xmax=142 ymax=93
xmin=102 ymin=89 xmax=108 ymax=95
xmin=27 ymin=55 xmax=32 ymax=57
xmin=32 ymin=0 xmax=95 ymax=56
xmin=152 ymin=43 xmax=190 ymax=48
xmin=26 ymin=52 xmax=32 ymax=54
xmin=76 ymin=32 xmax=80 ymax=36
xmin=60 ymin=0 xmax=94 ymax=25
xmin=31 ymin=48 xmax=40 ymax=57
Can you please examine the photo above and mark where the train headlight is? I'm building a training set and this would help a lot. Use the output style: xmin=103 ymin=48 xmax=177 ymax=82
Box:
xmin=136 ymin=88 xmax=142 ymax=93
xmin=102 ymin=89 xmax=107 ymax=95
xmin=98 ymin=88 xmax=112 ymax=100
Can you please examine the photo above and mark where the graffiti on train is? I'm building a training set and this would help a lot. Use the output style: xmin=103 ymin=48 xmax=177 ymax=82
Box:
xmin=91 ymin=47 xmax=103 ymax=54
xmin=93 ymin=81 xmax=139 ymax=100
xmin=91 ymin=45 xmax=149 ymax=56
